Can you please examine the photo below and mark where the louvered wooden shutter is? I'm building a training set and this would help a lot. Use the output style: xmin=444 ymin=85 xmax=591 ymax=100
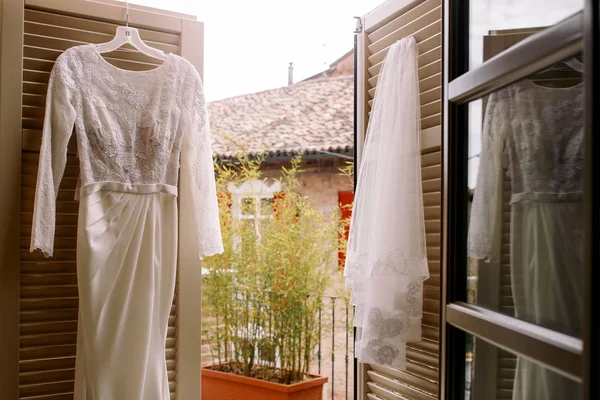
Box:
xmin=356 ymin=0 xmax=442 ymax=398
xmin=496 ymin=171 xmax=515 ymax=400
xmin=19 ymin=5 xmax=184 ymax=400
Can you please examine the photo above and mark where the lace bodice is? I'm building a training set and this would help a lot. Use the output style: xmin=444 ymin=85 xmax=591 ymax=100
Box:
xmin=31 ymin=45 xmax=223 ymax=259
xmin=48 ymin=45 xmax=205 ymax=186
xmin=469 ymin=80 xmax=584 ymax=261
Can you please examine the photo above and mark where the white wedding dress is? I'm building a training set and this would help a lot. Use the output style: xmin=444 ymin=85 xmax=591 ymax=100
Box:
xmin=30 ymin=45 xmax=223 ymax=400
xmin=344 ymin=37 xmax=429 ymax=370
xmin=469 ymin=80 xmax=584 ymax=400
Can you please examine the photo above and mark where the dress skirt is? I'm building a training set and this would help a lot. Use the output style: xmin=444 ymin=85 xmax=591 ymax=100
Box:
xmin=510 ymin=199 xmax=583 ymax=400
xmin=73 ymin=182 xmax=178 ymax=400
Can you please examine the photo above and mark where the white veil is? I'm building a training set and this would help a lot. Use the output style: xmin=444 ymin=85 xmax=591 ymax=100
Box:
xmin=344 ymin=37 xmax=429 ymax=370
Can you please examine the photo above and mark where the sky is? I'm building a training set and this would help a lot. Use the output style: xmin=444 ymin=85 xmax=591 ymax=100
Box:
xmin=124 ymin=0 xmax=384 ymax=101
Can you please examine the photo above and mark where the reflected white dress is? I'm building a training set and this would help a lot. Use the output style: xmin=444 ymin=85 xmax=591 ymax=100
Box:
xmin=344 ymin=37 xmax=429 ymax=370
xmin=30 ymin=45 xmax=224 ymax=400
xmin=469 ymin=81 xmax=584 ymax=400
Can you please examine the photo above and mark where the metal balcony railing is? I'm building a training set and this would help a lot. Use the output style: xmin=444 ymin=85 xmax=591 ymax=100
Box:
xmin=202 ymin=292 xmax=355 ymax=400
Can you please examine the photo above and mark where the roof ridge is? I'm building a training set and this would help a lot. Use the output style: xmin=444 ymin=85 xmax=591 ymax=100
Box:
xmin=208 ymin=74 xmax=353 ymax=158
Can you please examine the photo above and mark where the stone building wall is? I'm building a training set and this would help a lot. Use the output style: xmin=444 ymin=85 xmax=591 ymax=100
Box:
xmin=261 ymin=157 xmax=353 ymax=216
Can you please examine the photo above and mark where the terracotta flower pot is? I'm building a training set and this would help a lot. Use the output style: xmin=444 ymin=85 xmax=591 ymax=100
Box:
xmin=202 ymin=364 xmax=328 ymax=400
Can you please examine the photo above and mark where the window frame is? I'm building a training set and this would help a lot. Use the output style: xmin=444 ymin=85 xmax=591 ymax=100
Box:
xmin=228 ymin=180 xmax=282 ymax=221
xmin=441 ymin=1 xmax=599 ymax=399
xmin=227 ymin=179 xmax=282 ymax=247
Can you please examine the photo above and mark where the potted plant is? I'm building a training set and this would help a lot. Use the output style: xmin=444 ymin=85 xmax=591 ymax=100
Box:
xmin=202 ymin=155 xmax=347 ymax=400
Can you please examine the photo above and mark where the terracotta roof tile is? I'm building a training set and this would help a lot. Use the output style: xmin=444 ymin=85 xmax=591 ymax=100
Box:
xmin=208 ymin=75 xmax=353 ymax=158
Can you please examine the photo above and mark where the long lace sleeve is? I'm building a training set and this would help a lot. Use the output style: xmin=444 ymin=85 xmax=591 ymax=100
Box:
xmin=30 ymin=53 xmax=77 ymax=257
xmin=468 ymin=92 xmax=508 ymax=262
xmin=179 ymin=71 xmax=224 ymax=261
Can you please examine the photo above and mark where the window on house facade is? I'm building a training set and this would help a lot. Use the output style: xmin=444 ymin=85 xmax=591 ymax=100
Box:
xmin=228 ymin=180 xmax=282 ymax=243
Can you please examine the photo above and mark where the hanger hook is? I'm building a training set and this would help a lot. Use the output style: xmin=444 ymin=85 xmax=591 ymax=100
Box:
xmin=125 ymin=0 xmax=129 ymax=27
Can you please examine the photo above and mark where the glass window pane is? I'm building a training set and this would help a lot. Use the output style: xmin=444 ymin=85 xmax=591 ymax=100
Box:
xmin=260 ymin=198 xmax=273 ymax=217
xmin=466 ymin=56 xmax=585 ymax=338
xmin=469 ymin=0 xmax=584 ymax=71
xmin=465 ymin=333 xmax=580 ymax=400
xmin=241 ymin=197 xmax=256 ymax=216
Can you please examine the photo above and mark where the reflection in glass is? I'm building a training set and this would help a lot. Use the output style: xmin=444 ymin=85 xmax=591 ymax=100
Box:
xmin=467 ymin=9 xmax=584 ymax=188
xmin=465 ymin=334 xmax=580 ymax=400
xmin=468 ymin=100 xmax=483 ymax=190
xmin=469 ymin=0 xmax=583 ymax=71
xmin=468 ymin=57 xmax=584 ymax=336
xmin=466 ymin=58 xmax=584 ymax=399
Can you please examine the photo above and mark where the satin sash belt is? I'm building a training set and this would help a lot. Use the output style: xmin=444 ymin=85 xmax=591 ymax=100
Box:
xmin=80 ymin=181 xmax=178 ymax=197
